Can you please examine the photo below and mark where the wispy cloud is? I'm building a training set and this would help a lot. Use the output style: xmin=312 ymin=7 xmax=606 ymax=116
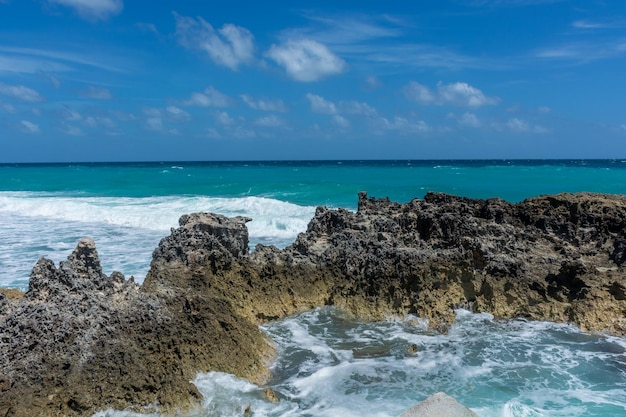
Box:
xmin=0 ymin=46 xmax=128 ymax=74
xmin=165 ymin=105 xmax=190 ymax=122
xmin=174 ymin=13 xmax=255 ymax=71
xmin=458 ymin=112 xmax=482 ymax=127
xmin=306 ymin=93 xmax=377 ymax=116
xmin=373 ymin=116 xmax=430 ymax=135
xmin=266 ymin=39 xmax=346 ymax=82
xmin=240 ymin=95 xmax=288 ymax=112
xmin=47 ymin=0 xmax=123 ymax=21
xmin=254 ymin=115 xmax=286 ymax=128
xmin=466 ymin=0 xmax=566 ymax=7
xmin=505 ymin=117 xmax=549 ymax=133
xmin=405 ymin=81 xmax=499 ymax=108
xmin=0 ymin=82 xmax=44 ymax=102
xmin=332 ymin=115 xmax=350 ymax=129
xmin=78 ymin=86 xmax=112 ymax=99
xmin=60 ymin=122 xmax=84 ymax=136
xmin=534 ymin=40 xmax=626 ymax=63
xmin=280 ymin=13 xmax=500 ymax=71
xmin=20 ymin=120 xmax=40 ymax=134
xmin=183 ymin=86 xmax=232 ymax=107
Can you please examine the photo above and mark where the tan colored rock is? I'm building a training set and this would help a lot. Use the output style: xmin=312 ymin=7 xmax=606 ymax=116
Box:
xmin=398 ymin=392 xmax=480 ymax=417
xmin=2 ymin=192 xmax=626 ymax=416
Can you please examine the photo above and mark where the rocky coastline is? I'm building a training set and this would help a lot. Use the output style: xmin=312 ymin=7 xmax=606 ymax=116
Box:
xmin=1 ymin=191 xmax=626 ymax=416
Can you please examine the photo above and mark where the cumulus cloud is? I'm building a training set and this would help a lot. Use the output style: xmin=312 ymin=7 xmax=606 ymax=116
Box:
xmin=404 ymin=81 xmax=498 ymax=108
xmin=306 ymin=93 xmax=377 ymax=116
xmin=332 ymin=115 xmax=350 ymax=129
xmin=47 ymin=0 xmax=123 ymax=21
xmin=61 ymin=122 xmax=84 ymax=136
xmin=184 ymin=86 xmax=232 ymax=107
xmin=174 ymin=13 xmax=255 ymax=70
xmin=375 ymin=116 xmax=430 ymax=135
xmin=165 ymin=105 xmax=190 ymax=122
xmin=0 ymin=101 xmax=15 ymax=113
xmin=215 ymin=111 xmax=235 ymax=126
xmin=458 ymin=112 xmax=482 ymax=127
xmin=505 ymin=117 xmax=549 ymax=133
xmin=0 ymin=82 xmax=44 ymax=102
xmin=340 ymin=100 xmax=377 ymax=116
xmin=79 ymin=86 xmax=112 ymax=99
xmin=266 ymin=39 xmax=346 ymax=82
xmin=306 ymin=93 xmax=338 ymax=114
xmin=240 ymin=94 xmax=288 ymax=112
xmin=145 ymin=117 xmax=162 ymax=131
xmin=20 ymin=120 xmax=40 ymax=133
xmin=60 ymin=108 xmax=82 ymax=121
xmin=254 ymin=115 xmax=285 ymax=128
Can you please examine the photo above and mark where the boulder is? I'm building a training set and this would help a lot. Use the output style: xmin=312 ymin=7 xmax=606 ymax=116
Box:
xmin=398 ymin=392 xmax=480 ymax=417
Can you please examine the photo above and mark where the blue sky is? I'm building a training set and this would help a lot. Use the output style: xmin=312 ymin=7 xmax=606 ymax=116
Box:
xmin=1 ymin=0 xmax=625 ymax=162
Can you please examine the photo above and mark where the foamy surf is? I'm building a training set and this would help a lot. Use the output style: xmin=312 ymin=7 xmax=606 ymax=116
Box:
xmin=0 ymin=192 xmax=316 ymax=290
xmin=90 ymin=308 xmax=626 ymax=417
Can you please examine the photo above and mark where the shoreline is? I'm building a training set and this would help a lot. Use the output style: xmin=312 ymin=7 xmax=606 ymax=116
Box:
xmin=2 ymin=191 xmax=626 ymax=416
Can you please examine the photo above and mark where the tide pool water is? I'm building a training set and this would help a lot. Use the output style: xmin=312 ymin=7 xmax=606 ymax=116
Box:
xmin=94 ymin=308 xmax=626 ymax=417
xmin=2 ymin=160 xmax=626 ymax=417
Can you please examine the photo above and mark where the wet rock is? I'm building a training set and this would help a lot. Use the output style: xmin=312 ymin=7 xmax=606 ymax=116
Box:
xmin=398 ymin=392 xmax=480 ymax=417
xmin=2 ymin=192 xmax=626 ymax=416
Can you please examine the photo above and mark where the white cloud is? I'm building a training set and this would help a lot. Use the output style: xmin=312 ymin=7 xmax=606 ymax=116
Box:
xmin=404 ymin=82 xmax=436 ymax=105
xmin=48 ymin=0 xmax=123 ymax=21
xmin=572 ymin=20 xmax=625 ymax=30
xmin=365 ymin=75 xmax=381 ymax=89
xmin=306 ymin=93 xmax=377 ymax=116
xmin=240 ymin=94 xmax=288 ymax=112
xmin=255 ymin=115 xmax=285 ymax=128
xmin=438 ymin=82 xmax=498 ymax=107
xmin=184 ymin=86 xmax=232 ymax=107
xmin=146 ymin=117 xmax=162 ymax=131
xmin=332 ymin=115 xmax=350 ymax=129
xmin=174 ymin=13 xmax=255 ymax=70
xmin=0 ymin=101 xmax=15 ymax=113
xmin=505 ymin=117 xmax=549 ymax=133
xmin=266 ymin=39 xmax=346 ymax=82
xmin=0 ymin=82 xmax=43 ymax=102
xmin=79 ymin=86 xmax=112 ymax=99
xmin=458 ymin=112 xmax=481 ymax=127
xmin=375 ymin=116 xmax=430 ymax=135
xmin=205 ymin=128 xmax=221 ymax=139
xmin=20 ymin=120 xmax=40 ymax=133
xmin=404 ymin=81 xmax=498 ymax=108
xmin=61 ymin=108 xmax=82 ymax=121
xmin=61 ymin=123 xmax=84 ymax=136
xmin=165 ymin=105 xmax=190 ymax=122
xmin=215 ymin=111 xmax=235 ymax=126
xmin=538 ymin=106 xmax=551 ymax=113
xmin=306 ymin=93 xmax=338 ymax=114
xmin=231 ymin=126 xmax=256 ymax=139
xmin=340 ymin=100 xmax=377 ymax=116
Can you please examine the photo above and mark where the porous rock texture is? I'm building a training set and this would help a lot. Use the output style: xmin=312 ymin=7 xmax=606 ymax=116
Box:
xmin=2 ymin=192 xmax=626 ymax=416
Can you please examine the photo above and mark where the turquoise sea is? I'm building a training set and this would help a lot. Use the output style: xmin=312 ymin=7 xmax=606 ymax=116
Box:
xmin=1 ymin=160 xmax=626 ymax=417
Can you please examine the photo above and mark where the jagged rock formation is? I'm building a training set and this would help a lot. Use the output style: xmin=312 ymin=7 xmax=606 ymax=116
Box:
xmin=2 ymin=192 xmax=626 ymax=416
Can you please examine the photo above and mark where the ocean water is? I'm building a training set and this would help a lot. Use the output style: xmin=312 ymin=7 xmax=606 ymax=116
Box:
xmin=2 ymin=160 xmax=626 ymax=416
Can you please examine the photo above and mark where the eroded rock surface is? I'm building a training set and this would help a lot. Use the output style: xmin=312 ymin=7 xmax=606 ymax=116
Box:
xmin=2 ymin=192 xmax=626 ymax=416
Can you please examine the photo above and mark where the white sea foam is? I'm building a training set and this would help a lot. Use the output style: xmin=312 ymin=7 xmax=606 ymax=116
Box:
xmin=88 ymin=308 xmax=626 ymax=417
xmin=0 ymin=192 xmax=315 ymax=289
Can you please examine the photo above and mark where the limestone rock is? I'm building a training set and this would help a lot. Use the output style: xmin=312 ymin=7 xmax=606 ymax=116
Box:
xmin=2 ymin=192 xmax=626 ymax=416
xmin=398 ymin=392 xmax=480 ymax=417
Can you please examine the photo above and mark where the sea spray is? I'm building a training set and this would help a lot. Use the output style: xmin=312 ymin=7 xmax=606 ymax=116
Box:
xmin=91 ymin=308 xmax=626 ymax=417
xmin=0 ymin=192 xmax=315 ymax=289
